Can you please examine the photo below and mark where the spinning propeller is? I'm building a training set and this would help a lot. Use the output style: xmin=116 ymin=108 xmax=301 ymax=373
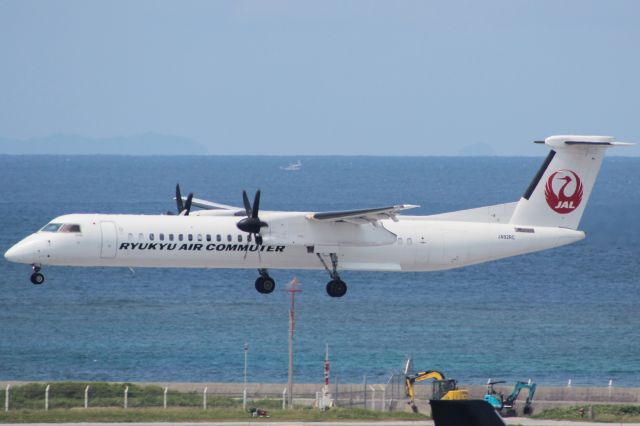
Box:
xmin=236 ymin=190 xmax=268 ymax=246
xmin=167 ymin=184 xmax=193 ymax=216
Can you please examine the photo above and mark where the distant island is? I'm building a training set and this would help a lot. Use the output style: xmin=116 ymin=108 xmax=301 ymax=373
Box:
xmin=0 ymin=133 xmax=208 ymax=155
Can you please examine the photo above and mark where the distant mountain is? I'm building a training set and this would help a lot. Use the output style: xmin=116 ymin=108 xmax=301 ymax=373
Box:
xmin=0 ymin=133 xmax=208 ymax=155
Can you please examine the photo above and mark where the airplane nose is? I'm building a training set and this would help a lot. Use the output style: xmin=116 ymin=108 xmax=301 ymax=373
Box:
xmin=4 ymin=241 xmax=35 ymax=264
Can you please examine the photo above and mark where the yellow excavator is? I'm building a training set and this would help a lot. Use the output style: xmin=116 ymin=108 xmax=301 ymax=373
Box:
xmin=405 ymin=370 xmax=468 ymax=413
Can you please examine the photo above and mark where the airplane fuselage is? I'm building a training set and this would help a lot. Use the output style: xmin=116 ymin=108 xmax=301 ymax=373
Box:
xmin=10 ymin=212 xmax=584 ymax=273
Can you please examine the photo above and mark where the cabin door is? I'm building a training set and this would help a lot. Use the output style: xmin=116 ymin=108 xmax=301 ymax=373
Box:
xmin=100 ymin=221 xmax=117 ymax=259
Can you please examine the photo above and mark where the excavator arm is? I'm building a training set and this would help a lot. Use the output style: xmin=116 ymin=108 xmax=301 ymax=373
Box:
xmin=405 ymin=370 xmax=446 ymax=409
xmin=504 ymin=382 xmax=536 ymax=406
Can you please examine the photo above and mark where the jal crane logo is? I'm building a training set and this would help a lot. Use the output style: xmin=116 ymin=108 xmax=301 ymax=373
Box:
xmin=544 ymin=169 xmax=583 ymax=214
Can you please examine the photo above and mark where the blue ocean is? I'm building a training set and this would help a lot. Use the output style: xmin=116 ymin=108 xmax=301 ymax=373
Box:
xmin=0 ymin=155 xmax=638 ymax=386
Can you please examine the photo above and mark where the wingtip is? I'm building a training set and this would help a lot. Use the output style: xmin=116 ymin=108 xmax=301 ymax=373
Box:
xmin=397 ymin=204 xmax=420 ymax=210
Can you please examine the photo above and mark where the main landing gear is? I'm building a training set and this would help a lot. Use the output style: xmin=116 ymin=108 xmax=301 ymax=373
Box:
xmin=30 ymin=265 xmax=45 ymax=285
xmin=255 ymin=269 xmax=275 ymax=294
xmin=317 ymin=253 xmax=347 ymax=298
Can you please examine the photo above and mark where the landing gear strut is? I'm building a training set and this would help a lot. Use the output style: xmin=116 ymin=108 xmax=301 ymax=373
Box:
xmin=30 ymin=265 xmax=45 ymax=285
xmin=255 ymin=269 xmax=275 ymax=294
xmin=317 ymin=253 xmax=347 ymax=297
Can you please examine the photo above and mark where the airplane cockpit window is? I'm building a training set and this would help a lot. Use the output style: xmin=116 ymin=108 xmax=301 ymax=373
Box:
xmin=41 ymin=223 xmax=62 ymax=232
xmin=59 ymin=224 xmax=81 ymax=233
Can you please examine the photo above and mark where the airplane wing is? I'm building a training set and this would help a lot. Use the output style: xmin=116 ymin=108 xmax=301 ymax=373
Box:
xmin=179 ymin=196 xmax=240 ymax=211
xmin=307 ymin=204 xmax=419 ymax=224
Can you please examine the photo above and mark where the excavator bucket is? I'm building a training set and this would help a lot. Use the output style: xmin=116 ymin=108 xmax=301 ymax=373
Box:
xmin=430 ymin=399 xmax=506 ymax=426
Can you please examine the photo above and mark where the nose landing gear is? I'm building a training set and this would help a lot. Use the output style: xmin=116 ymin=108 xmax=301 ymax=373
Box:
xmin=255 ymin=269 xmax=275 ymax=294
xmin=30 ymin=265 xmax=45 ymax=285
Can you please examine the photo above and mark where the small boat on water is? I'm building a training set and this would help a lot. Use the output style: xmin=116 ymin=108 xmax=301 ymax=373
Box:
xmin=280 ymin=161 xmax=302 ymax=171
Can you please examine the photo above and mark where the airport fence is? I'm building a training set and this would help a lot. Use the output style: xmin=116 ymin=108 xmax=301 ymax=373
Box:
xmin=0 ymin=380 xmax=393 ymax=412
xmin=0 ymin=383 xmax=276 ymax=411
xmin=3 ymin=380 xmax=640 ymax=413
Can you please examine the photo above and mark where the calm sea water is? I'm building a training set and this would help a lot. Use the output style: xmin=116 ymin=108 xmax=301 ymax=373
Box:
xmin=0 ymin=155 xmax=638 ymax=386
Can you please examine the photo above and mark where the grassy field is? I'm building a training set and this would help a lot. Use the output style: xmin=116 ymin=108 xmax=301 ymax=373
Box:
xmin=0 ymin=382 xmax=218 ymax=410
xmin=0 ymin=382 xmax=427 ymax=423
xmin=534 ymin=404 xmax=640 ymax=423
xmin=0 ymin=407 xmax=427 ymax=423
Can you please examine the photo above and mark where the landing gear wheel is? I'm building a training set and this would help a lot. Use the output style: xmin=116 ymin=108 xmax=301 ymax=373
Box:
xmin=255 ymin=276 xmax=275 ymax=294
xmin=326 ymin=279 xmax=347 ymax=297
xmin=30 ymin=273 xmax=45 ymax=285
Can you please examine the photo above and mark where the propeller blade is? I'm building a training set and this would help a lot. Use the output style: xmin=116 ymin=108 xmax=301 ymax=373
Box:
xmin=184 ymin=193 xmax=194 ymax=216
xmin=252 ymin=190 xmax=261 ymax=218
xmin=242 ymin=190 xmax=252 ymax=217
xmin=176 ymin=184 xmax=184 ymax=213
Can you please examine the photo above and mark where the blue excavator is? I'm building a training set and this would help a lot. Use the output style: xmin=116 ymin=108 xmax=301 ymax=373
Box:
xmin=483 ymin=380 xmax=536 ymax=416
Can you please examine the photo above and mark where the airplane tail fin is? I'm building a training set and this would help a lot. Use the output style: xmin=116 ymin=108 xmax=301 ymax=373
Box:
xmin=509 ymin=135 xmax=632 ymax=230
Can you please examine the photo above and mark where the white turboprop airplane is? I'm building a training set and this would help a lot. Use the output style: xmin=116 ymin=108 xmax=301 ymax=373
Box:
xmin=4 ymin=135 xmax=631 ymax=297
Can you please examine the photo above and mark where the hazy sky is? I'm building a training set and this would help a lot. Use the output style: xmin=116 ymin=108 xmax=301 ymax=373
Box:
xmin=1 ymin=1 xmax=639 ymax=155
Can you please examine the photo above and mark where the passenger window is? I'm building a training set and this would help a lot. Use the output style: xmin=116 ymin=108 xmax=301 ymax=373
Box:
xmin=128 ymin=233 xmax=133 ymax=240
xmin=159 ymin=233 xmax=165 ymax=241
xmin=178 ymin=234 xmax=184 ymax=241
xmin=227 ymin=234 xmax=232 ymax=242
xmin=169 ymin=234 xmax=174 ymax=241
xmin=238 ymin=235 xmax=243 ymax=242
xmin=138 ymin=233 xmax=144 ymax=241
xmin=407 ymin=238 xmax=413 ymax=245
xmin=216 ymin=234 xmax=221 ymax=242
xmin=206 ymin=234 xmax=211 ymax=242
xmin=149 ymin=233 xmax=155 ymax=241
xmin=188 ymin=234 xmax=193 ymax=241
xmin=197 ymin=234 xmax=202 ymax=242
xmin=248 ymin=234 xmax=252 ymax=242
xmin=398 ymin=237 xmax=403 ymax=245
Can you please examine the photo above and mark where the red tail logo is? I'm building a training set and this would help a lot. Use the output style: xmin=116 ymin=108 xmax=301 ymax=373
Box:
xmin=545 ymin=170 xmax=583 ymax=214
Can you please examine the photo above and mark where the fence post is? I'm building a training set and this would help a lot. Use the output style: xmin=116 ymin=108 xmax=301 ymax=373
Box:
xmin=369 ymin=386 xmax=376 ymax=410
xmin=163 ymin=387 xmax=168 ymax=409
xmin=45 ymin=385 xmax=50 ymax=411
xmin=382 ymin=386 xmax=386 ymax=412
xmin=282 ymin=387 xmax=287 ymax=410
xmin=203 ymin=387 xmax=207 ymax=410
xmin=124 ymin=386 xmax=129 ymax=409
xmin=334 ymin=376 xmax=339 ymax=408
xmin=242 ymin=388 xmax=247 ymax=411
xmin=567 ymin=379 xmax=572 ymax=388
xmin=363 ymin=375 xmax=367 ymax=409
xmin=4 ymin=384 xmax=9 ymax=412
xmin=84 ymin=385 xmax=90 ymax=408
